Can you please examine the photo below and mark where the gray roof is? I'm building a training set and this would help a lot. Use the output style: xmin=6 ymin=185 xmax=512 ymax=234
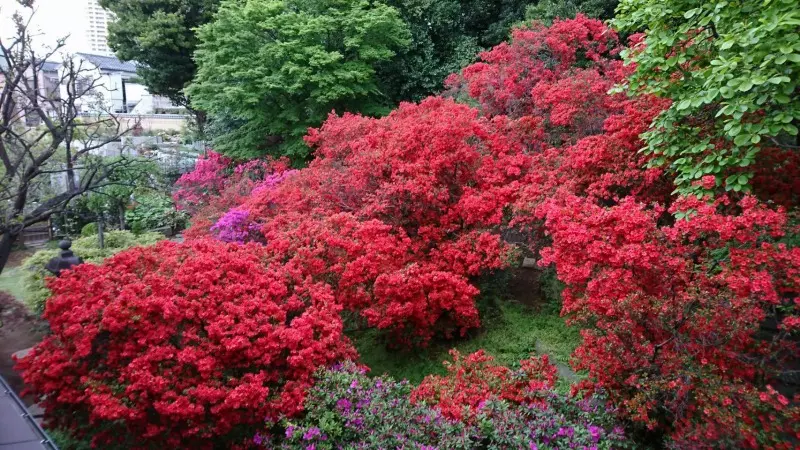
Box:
xmin=0 ymin=58 xmax=60 ymax=73
xmin=40 ymin=61 xmax=61 ymax=73
xmin=76 ymin=53 xmax=137 ymax=74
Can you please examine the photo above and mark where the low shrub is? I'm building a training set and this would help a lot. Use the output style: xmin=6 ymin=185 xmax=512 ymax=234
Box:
xmin=125 ymin=193 xmax=189 ymax=234
xmin=17 ymin=239 xmax=356 ymax=449
xmin=411 ymin=349 xmax=558 ymax=421
xmin=79 ymin=223 xmax=97 ymax=237
xmin=21 ymin=231 xmax=164 ymax=315
xmin=263 ymin=361 xmax=631 ymax=449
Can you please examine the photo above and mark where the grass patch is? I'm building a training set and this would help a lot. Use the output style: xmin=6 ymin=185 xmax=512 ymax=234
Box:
xmin=351 ymin=299 xmax=580 ymax=384
xmin=0 ymin=266 xmax=26 ymax=302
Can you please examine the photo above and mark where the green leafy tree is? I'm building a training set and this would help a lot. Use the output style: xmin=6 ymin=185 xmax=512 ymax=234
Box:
xmin=460 ymin=0 xmax=530 ymax=48
xmin=614 ymin=0 xmax=800 ymax=195
xmin=377 ymin=0 xmax=480 ymax=102
xmin=377 ymin=0 xmax=530 ymax=103
xmin=188 ymin=0 xmax=411 ymax=160
xmin=525 ymin=0 xmax=618 ymax=24
xmin=100 ymin=0 xmax=221 ymax=128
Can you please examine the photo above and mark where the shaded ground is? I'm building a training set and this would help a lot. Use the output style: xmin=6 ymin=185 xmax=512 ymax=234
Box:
xmin=0 ymin=292 xmax=47 ymax=405
xmin=0 ymin=248 xmax=47 ymax=405
xmin=352 ymin=269 xmax=581 ymax=388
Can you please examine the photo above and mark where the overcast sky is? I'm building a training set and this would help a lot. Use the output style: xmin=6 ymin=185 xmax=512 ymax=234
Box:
xmin=1 ymin=0 xmax=86 ymax=56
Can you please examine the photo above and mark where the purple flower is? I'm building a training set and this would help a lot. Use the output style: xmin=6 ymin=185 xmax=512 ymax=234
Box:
xmin=211 ymin=208 xmax=262 ymax=244
xmin=529 ymin=443 xmax=538 ymax=450
xmin=303 ymin=427 xmax=322 ymax=441
xmin=253 ymin=433 xmax=263 ymax=445
xmin=588 ymin=425 xmax=602 ymax=442
xmin=336 ymin=398 xmax=352 ymax=410
xmin=286 ymin=425 xmax=296 ymax=438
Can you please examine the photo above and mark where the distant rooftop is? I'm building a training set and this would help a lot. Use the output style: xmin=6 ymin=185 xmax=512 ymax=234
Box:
xmin=40 ymin=61 xmax=61 ymax=73
xmin=76 ymin=53 xmax=137 ymax=74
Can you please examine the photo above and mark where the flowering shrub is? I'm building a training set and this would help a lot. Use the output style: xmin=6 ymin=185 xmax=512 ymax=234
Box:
xmin=262 ymin=361 xmax=631 ymax=449
xmin=211 ymin=208 xmax=263 ymax=244
xmin=446 ymin=15 xmax=628 ymax=148
xmin=537 ymin=194 xmax=800 ymax=447
xmin=173 ymin=151 xmax=231 ymax=214
xmin=21 ymin=231 xmax=164 ymax=315
xmin=411 ymin=350 xmax=557 ymax=421
xmin=179 ymin=155 xmax=294 ymax=241
xmin=237 ymin=97 xmax=527 ymax=345
xmin=262 ymin=361 xmax=470 ymax=449
xmin=16 ymin=240 xmax=355 ymax=449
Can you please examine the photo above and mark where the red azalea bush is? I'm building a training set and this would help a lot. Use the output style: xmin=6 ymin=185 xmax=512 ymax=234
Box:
xmin=447 ymin=15 xmax=800 ymax=447
xmin=537 ymin=194 xmax=800 ymax=447
xmin=16 ymin=240 xmax=355 ymax=449
xmin=177 ymin=154 xmax=293 ymax=241
xmin=173 ymin=150 xmax=232 ymax=214
xmin=236 ymin=97 xmax=530 ymax=345
xmin=411 ymin=350 xmax=558 ymax=421
xmin=446 ymin=14 xmax=629 ymax=148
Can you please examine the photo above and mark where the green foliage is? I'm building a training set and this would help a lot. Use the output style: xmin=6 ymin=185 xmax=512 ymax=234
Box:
xmin=539 ymin=266 xmax=566 ymax=311
xmin=125 ymin=193 xmax=189 ymax=234
xmin=378 ymin=0 xmax=532 ymax=103
xmin=100 ymin=0 xmax=221 ymax=106
xmin=189 ymin=0 xmax=411 ymax=160
xmin=352 ymin=301 xmax=579 ymax=384
xmin=21 ymin=231 xmax=164 ymax=315
xmin=82 ymin=157 xmax=164 ymax=228
xmin=377 ymin=0 xmax=480 ymax=102
xmin=47 ymin=428 xmax=93 ymax=450
xmin=525 ymin=0 xmax=618 ymax=24
xmin=80 ymin=223 xmax=98 ymax=238
xmin=614 ymin=0 xmax=800 ymax=195
xmin=459 ymin=0 xmax=531 ymax=47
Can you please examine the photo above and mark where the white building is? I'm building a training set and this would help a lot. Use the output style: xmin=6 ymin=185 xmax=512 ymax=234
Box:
xmin=73 ymin=53 xmax=144 ymax=113
xmin=82 ymin=0 xmax=116 ymax=56
xmin=67 ymin=53 xmax=186 ymax=116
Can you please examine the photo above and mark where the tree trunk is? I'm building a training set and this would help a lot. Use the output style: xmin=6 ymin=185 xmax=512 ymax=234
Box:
xmin=0 ymin=232 xmax=18 ymax=275
xmin=97 ymin=220 xmax=105 ymax=249
xmin=65 ymin=131 xmax=76 ymax=191
xmin=194 ymin=109 xmax=207 ymax=138
xmin=119 ymin=204 xmax=126 ymax=230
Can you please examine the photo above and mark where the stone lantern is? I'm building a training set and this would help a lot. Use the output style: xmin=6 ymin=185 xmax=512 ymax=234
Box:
xmin=45 ymin=240 xmax=84 ymax=276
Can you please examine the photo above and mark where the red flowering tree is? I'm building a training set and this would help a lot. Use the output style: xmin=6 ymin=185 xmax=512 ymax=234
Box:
xmin=447 ymin=14 xmax=629 ymax=149
xmin=177 ymin=155 xmax=293 ymax=241
xmin=411 ymin=350 xmax=558 ymax=421
xmin=537 ymin=194 xmax=800 ymax=447
xmin=16 ymin=240 xmax=355 ymax=449
xmin=238 ymin=97 xmax=530 ymax=345
xmin=173 ymin=151 xmax=232 ymax=214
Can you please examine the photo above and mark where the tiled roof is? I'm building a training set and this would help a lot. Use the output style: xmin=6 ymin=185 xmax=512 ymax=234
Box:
xmin=76 ymin=53 xmax=138 ymax=74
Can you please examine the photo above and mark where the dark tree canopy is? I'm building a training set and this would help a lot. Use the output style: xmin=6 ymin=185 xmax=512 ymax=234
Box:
xmin=377 ymin=0 xmax=530 ymax=103
xmin=100 ymin=0 xmax=221 ymax=106
xmin=525 ymin=0 xmax=619 ymax=24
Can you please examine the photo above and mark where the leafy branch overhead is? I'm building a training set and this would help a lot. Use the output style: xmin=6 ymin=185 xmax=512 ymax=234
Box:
xmin=615 ymin=0 xmax=800 ymax=195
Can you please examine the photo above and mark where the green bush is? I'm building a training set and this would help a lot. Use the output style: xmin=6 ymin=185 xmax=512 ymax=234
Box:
xmin=21 ymin=231 xmax=164 ymax=315
xmin=80 ymin=223 xmax=98 ymax=237
xmin=125 ymin=193 xmax=189 ymax=234
xmin=47 ymin=428 xmax=92 ymax=450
